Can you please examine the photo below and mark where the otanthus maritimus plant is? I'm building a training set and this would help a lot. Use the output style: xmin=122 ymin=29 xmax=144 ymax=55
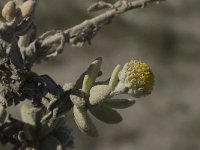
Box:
xmin=0 ymin=0 xmax=163 ymax=149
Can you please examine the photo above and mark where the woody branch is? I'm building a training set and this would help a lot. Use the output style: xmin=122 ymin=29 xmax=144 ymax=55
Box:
xmin=23 ymin=0 xmax=164 ymax=66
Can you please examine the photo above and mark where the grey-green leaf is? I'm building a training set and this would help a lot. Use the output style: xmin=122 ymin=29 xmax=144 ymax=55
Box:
xmin=69 ymin=89 xmax=86 ymax=108
xmin=20 ymin=105 xmax=37 ymax=126
xmin=105 ymin=99 xmax=135 ymax=109
xmin=89 ymin=85 xmax=111 ymax=105
xmin=109 ymin=64 xmax=121 ymax=90
xmin=82 ymin=57 xmax=102 ymax=95
xmin=73 ymin=105 xmax=98 ymax=137
xmin=89 ymin=104 xmax=122 ymax=124
xmin=2 ymin=1 xmax=16 ymax=22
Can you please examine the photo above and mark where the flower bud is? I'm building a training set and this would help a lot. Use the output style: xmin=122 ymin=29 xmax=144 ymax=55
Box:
xmin=116 ymin=60 xmax=154 ymax=97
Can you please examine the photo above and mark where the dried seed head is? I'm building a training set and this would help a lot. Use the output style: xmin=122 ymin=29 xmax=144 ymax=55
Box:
xmin=118 ymin=60 xmax=154 ymax=97
xmin=2 ymin=1 xmax=16 ymax=22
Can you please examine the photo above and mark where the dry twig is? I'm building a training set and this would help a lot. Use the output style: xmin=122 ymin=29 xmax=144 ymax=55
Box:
xmin=23 ymin=0 xmax=164 ymax=66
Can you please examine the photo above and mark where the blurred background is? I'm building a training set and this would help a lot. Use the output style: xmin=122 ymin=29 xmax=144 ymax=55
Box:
xmin=1 ymin=0 xmax=200 ymax=150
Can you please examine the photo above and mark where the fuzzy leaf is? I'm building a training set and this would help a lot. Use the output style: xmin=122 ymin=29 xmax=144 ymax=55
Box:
xmin=105 ymin=99 xmax=135 ymax=109
xmin=20 ymin=105 xmax=37 ymax=126
xmin=89 ymin=85 xmax=111 ymax=105
xmin=74 ymin=72 xmax=85 ymax=89
xmin=19 ymin=0 xmax=36 ymax=18
xmin=73 ymin=105 xmax=98 ymax=137
xmin=109 ymin=64 xmax=121 ymax=90
xmin=89 ymin=104 xmax=122 ymax=124
xmin=62 ymin=83 xmax=74 ymax=91
xmin=2 ymin=1 xmax=16 ymax=22
xmin=41 ymin=136 xmax=63 ymax=150
xmin=69 ymin=90 xmax=86 ymax=108
xmin=82 ymin=57 xmax=102 ymax=95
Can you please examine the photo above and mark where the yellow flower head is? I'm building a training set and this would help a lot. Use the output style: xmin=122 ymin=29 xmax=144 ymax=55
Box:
xmin=118 ymin=60 xmax=154 ymax=97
